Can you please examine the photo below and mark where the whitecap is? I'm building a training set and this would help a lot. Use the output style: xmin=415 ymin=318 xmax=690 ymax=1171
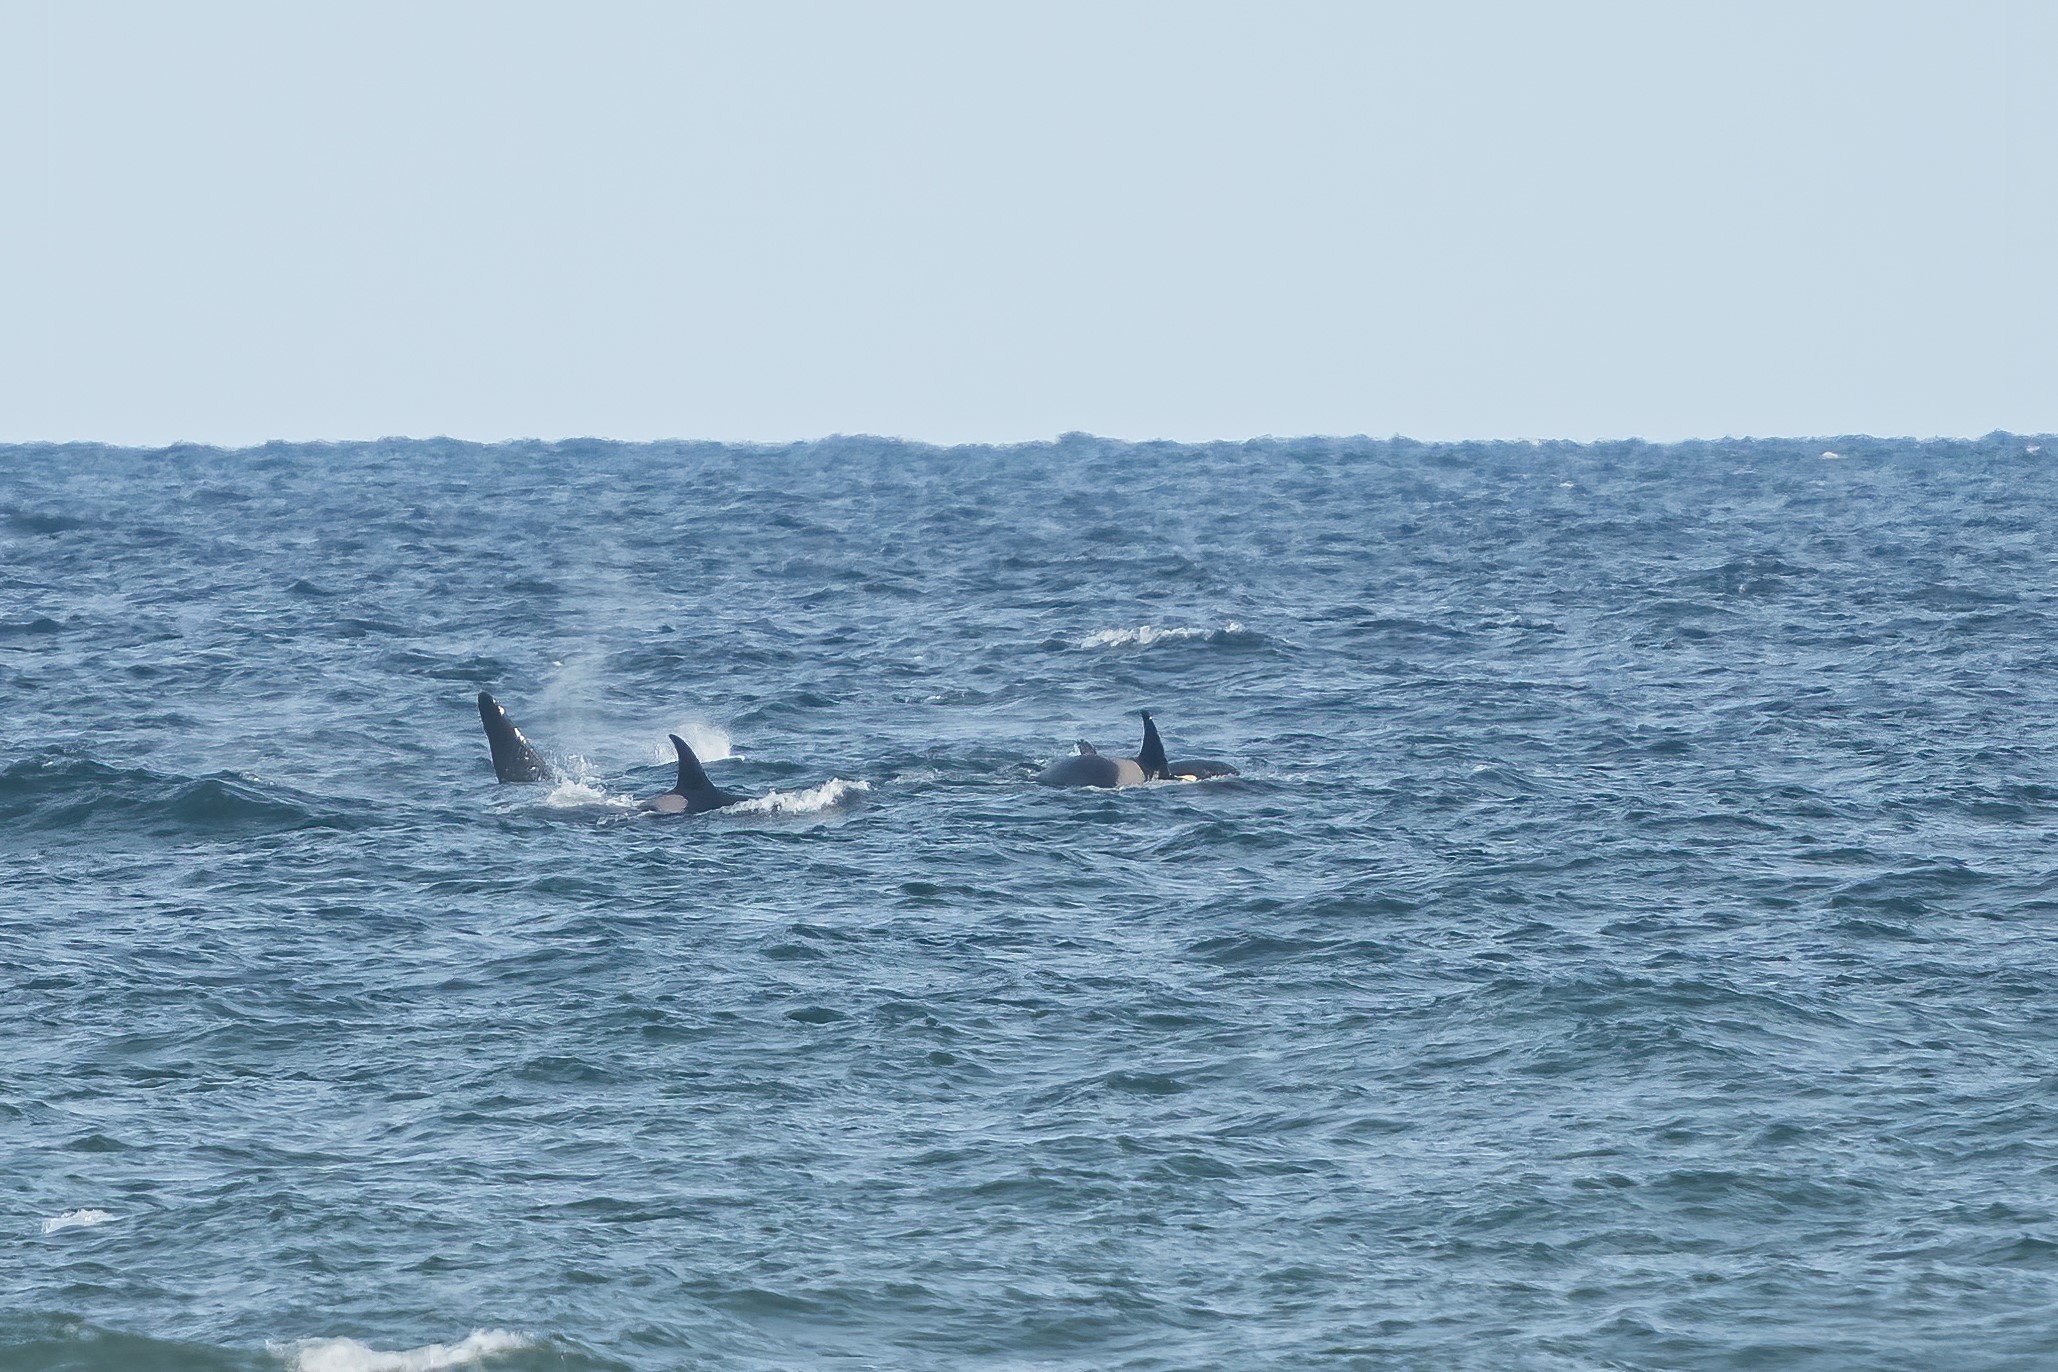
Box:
xmin=1820 ymin=450 xmax=1843 ymax=460
xmin=730 ymin=778 xmax=870 ymax=815
xmin=274 ymin=1330 xmax=532 ymax=1372
xmin=40 ymin=1208 xmax=115 ymax=1234
xmin=541 ymin=780 xmax=635 ymax=810
xmin=1079 ymin=621 xmax=1245 ymax=649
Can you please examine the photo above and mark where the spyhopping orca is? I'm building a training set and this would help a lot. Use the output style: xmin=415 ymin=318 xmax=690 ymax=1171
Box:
xmin=478 ymin=692 xmax=554 ymax=783
xmin=1037 ymin=712 xmax=1239 ymax=787
xmin=641 ymin=734 xmax=749 ymax=814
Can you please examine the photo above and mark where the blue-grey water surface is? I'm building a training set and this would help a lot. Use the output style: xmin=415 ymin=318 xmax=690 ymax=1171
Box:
xmin=5 ymin=434 xmax=2058 ymax=1371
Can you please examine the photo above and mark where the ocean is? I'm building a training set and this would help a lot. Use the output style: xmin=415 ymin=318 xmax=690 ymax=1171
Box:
xmin=4 ymin=433 xmax=2057 ymax=1371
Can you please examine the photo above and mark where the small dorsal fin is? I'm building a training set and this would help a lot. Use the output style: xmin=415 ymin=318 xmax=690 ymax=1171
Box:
xmin=1136 ymin=711 xmax=1169 ymax=781
xmin=1075 ymin=740 xmax=1098 ymax=755
xmin=670 ymin=734 xmax=719 ymax=797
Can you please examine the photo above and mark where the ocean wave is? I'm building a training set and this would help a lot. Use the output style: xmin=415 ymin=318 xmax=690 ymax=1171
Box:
xmin=38 ymin=1209 xmax=115 ymax=1234
xmin=11 ymin=435 xmax=2058 ymax=1372
xmin=1472 ymin=612 xmax=1561 ymax=632
xmin=729 ymin=777 xmax=870 ymax=815
xmin=274 ymin=1331 xmax=533 ymax=1372
xmin=0 ymin=754 xmax=360 ymax=836
xmin=163 ymin=776 xmax=328 ymax=830
xmin=3 ymin=507 xmax=95 ymax=534
xmin=0 ymin=1314 xmax=264 ymax=1372
xmin=1074 ymin=621 xmax=1257 ymax=649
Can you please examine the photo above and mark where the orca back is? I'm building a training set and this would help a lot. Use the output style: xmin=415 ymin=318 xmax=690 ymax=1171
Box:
xmin=644 ymin=734 xmax=747 ymax=814
xmin=1038 ymin=753 xmax=1127 ymax=788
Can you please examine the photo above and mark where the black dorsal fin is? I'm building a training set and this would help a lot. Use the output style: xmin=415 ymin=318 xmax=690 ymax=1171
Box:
xmin=669 ymin=734 xmax=719 ymax=796
xmin=1075 ymin=740 xmax=1098 ymax=755
xmin=1136 ymin=711 xmax=1169 ymax=781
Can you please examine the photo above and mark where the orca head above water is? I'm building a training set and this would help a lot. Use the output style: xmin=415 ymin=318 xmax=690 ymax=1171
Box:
xmin=478 ymin=691 xmax=554 ymax=783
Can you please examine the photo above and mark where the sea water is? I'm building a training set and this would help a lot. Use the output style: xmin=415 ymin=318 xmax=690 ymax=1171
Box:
xmin=4 ymin=434 xmax=2057 ymax=1371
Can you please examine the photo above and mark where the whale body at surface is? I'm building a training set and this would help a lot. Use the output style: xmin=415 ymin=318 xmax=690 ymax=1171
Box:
xmin=641 ymin=734 xmax=748 ymax=814
xmin=1037 ymin=713 xmax=1171 ymax=788
xmin=1037 ymin=712 xmax=1240 ymax=787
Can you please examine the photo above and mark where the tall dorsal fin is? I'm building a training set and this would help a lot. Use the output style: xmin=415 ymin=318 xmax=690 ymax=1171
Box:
xmin=1075 ymin=740 xmax=1098 ymax=755
xmin=1136 ymin=711 xmax=1169 ymax=781
xmin=669 ymin=734 xmax=720 ymax=797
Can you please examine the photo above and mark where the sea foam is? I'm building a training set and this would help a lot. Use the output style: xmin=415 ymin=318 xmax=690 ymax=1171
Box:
xmin=274 ymin=1329 xmax=532 ymax=1372
xmin=730 ymin=777 xmax=870 ymax=815
xmin=541 ymin=779 xmax=636 ymax=810
xmin=39 ymin=1209 xmax=115 ymax=1234
xmin=1078 ymin=621 xmax=1246 ymax=649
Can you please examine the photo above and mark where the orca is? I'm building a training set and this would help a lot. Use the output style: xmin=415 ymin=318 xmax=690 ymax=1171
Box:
xmin=641 ymin=734 xmax=750 ymax=814
xmin=1037 ymin=711 xmax=1173 ymax=788
xmin=1038 ymin=712 xmax=1239 ymax=787
xmin=479 ymin=693 xmax=749 ymax=814
xmin=478 ymin=692 xmax=555 ymax=783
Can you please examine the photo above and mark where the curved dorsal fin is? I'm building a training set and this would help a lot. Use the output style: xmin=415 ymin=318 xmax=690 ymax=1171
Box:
xmin=670 ymin=734 xmax=719 ymax=797
xmin=1136 ymin=711 xmax=1169 ymax=781
xmin=1075 ymin=740 xmax=1098 ymax=755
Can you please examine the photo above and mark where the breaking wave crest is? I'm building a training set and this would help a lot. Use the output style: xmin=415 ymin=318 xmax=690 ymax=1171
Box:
xmin=39 ymin=1209 xmax=115 ymax=1234
xmin=274 ymin=1330 xmax=534 ymax=1372
xmin=1076 ymin=621 xmax=1257 ymax=649
xmin=729 ymin=777 xmax=869 ymax=815
xmin=539 ymin=780 xmax=637 ymax=810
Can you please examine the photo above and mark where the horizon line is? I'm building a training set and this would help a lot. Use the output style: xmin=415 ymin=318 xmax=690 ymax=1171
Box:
xmin=1 ymin=428 xmax=2052 ymax=454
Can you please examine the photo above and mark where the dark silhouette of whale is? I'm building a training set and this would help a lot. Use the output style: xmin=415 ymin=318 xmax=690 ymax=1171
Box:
xmin=642 ymin=734 xmax=749 ymax=814
xmin=478 ymin=692 xmax=554 ymax=783
xmin=1037 ymin=712 xmax=1238 ymax=787
xmin=1037 ymin=711 xmax=1167 ymax=787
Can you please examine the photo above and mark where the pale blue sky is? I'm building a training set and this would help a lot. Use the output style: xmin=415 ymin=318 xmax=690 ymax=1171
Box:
xmin=2 ymin=1 xmax=2051 ymax=445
